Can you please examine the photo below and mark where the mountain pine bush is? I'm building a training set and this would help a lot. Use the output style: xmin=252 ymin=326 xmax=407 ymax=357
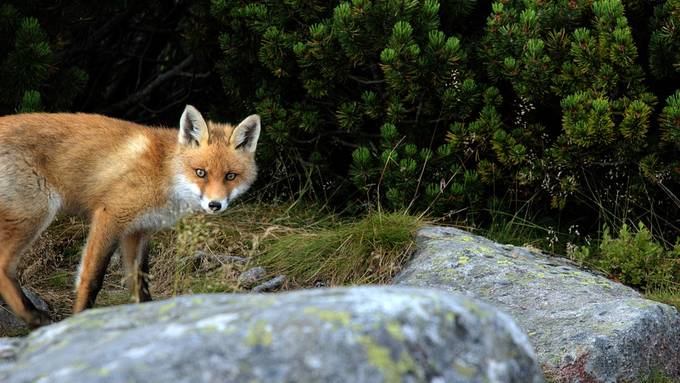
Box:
xmin=210 ymin=0 xmax=678 ymax=238
xmin=478 ymin=0 xmax=669 ymax=214
xmin=649 ymin=0 xmax=680 ymax=83
xmin=0 ymin=4 xmax=87 ymax=114
xmin=0 ymin=0 xmax=677 ymax=241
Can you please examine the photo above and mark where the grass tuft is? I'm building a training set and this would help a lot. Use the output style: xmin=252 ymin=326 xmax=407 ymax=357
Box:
xmin=646 ymin=289 xmax=680 ymax=311
xmin=639 ymin=369 xmax=677 ymax=383
xmin=255 ymin=212 xmax=422 ymax=287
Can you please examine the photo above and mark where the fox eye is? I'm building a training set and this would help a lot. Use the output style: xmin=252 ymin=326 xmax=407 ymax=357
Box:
xmin=225 ymin=172 xmax=237 ymax=181
xmin=195 ymin=168 xmax=206 ymax=178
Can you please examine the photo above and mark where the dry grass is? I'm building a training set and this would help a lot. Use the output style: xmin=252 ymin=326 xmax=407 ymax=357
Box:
xmin=149 ymin=202 xmax=341 ymax=295
xmin=18 ymin=216 xmax=90 ymax=319
xmin=16 ymin=202 xmax=420 ymax=322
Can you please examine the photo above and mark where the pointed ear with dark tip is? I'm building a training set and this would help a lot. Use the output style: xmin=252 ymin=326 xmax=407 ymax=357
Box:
xmin=178 ymin=105 xmax=209 ymax=147
xmin=230 ymin=114 xmax=261 ymax=152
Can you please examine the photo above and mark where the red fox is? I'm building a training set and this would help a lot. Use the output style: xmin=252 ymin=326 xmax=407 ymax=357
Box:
xmin=0 ymin=105 xmax=260 ymax=327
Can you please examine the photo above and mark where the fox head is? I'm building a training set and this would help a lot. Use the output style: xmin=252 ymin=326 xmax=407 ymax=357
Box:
xmin=173 ymin=105 xmax=260 ymax=214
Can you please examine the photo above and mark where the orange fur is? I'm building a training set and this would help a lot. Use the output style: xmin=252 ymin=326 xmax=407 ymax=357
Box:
xmin=0 ymin=106 xmax=260 ymax=326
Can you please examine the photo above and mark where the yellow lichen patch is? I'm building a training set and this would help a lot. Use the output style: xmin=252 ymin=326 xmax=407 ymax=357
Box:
xmin=457 ymin=255 xmax=470 ymax=266
xmin=358 ymin=335 xmax=416 ymax=383
xmin=303 ymin=307 xmax=351 ymax=327
xmin=453 ymin=361 xmax=476 ymax=378
xmin=158 ymin=301 xmax=178 ymax=315
xmin=579 ymin=276 xmax=612 ymax=288
xmin=386 ymin=322 xmax=405 ymax=341
xmin=593 ymin=320 xmax=626 ymax=336
xmin=475 ymin=245 xmax=495 ymax=254
xmin=199 ymin=324 xmax=219 ymax=333
xmin=628 ymin=299 xmax=657 ymax=309
xmin=497 ymin=259 xmax=513 ymax=266
xmin=245 ymin=320 xmax=273 ymax=347
xmin=462 ymin=300 xmax=489 ymax=319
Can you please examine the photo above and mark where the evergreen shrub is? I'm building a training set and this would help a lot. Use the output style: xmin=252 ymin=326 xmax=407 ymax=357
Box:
xmin=571 ymin=223 xmax=680 ymax=291
xmin=0 ymin=4 xmax=87 ymax=114
xmin=1 ymin=0 xmax=677 ymax=241
xmin=210 ymin=0 xmax=678 ymax=240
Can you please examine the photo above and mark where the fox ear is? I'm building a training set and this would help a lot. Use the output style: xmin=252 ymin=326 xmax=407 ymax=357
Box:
xmin=230 ymin=114 xmax=260 ymax=152
xmin=179 ymin=105 xmax=209 ymax=147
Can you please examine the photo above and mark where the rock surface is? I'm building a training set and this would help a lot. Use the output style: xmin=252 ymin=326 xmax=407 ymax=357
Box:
xmin=0 ymin=338 xmax=21 ymax=361
xmin=0 ymin=286 xmax=543 ymax=383
xmin=395 ymin=226 xmax=680 ymax=382
xmin=252 ymin=274 xmax=286 ymax=292
xmin=237 ymin=266 xmax=267 ymax=288
xmin=0 ymin=288 xmax=49 ymax=336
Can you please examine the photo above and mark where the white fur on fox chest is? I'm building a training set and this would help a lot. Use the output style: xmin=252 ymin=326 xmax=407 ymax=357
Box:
xmin=126 ymin=175 xmax=202 ymax=233
xmin=127 ymin=205 xmax=188 ymax=232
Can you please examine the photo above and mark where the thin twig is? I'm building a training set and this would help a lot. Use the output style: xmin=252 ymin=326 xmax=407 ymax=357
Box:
xmin=104 ymin=55 xmax=195 ymax=114
xmin=376 ymin=136 xmax=406 ymax=215
xmin=348 ymin=75 xmax=387 ymax=84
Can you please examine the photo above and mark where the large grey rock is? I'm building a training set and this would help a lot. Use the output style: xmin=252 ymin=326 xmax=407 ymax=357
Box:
xmin=0 ymin=288 xmax=49 ymax=336
xmin=0 ymin=286 xmax=543 ymax=383
xmin=395 ymin=226 xmax=680 ymax=382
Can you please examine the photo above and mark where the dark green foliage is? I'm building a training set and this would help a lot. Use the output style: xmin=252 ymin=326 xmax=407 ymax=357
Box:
xmin=211 ymin=1 xmax=496 ymax=211
xmin=1 ymin=0 xmax=678 ymax=244
xmin=210 ymin=0 xmax=680 ymax=239
xmin=17 ymin=90 xmax=42 ymax=113
xmin=0 ymin=1 xmax=222 ymax=120
xmin=660 ymin=90 xmax=680 ymax=149
xmin=571 ymin=223 xmax=680 ymax=291
xmin=0 ymin=5 xmax=87 ymax=113
xmin=480 ymin=0 xmax=667 ymax=212
xmin=649 ymin=0 xmax=680 ymax=82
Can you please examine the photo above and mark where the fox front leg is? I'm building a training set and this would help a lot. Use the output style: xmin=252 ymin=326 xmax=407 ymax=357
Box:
xmin=73 ymin=208 xmax=120 ymax=313
xmin=120 ymin=231 xmax=152 ymax=303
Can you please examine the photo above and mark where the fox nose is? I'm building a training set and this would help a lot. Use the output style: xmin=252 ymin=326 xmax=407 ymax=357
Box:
xmin=208 ymin=201 xmax=222 ymax=211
